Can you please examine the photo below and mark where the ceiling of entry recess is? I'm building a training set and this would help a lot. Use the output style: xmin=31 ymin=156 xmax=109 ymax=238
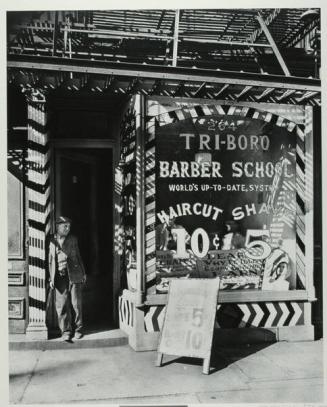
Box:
xmin=7 ymin=8 xmax=320 ymax=76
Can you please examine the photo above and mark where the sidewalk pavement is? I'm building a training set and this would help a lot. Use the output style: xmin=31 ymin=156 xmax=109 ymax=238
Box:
xmin=9 ymin=338 xmax=325 ymax=404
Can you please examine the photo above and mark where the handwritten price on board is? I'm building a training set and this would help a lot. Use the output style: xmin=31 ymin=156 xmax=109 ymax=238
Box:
xmin=185 ymin=308 xmax=204 ymax=350
xmin=156 ymin=279 xmax=220 ymax=374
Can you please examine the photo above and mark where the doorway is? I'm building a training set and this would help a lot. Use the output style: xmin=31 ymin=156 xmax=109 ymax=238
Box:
xmin=54 ymin=147 xmax=115 ymax=332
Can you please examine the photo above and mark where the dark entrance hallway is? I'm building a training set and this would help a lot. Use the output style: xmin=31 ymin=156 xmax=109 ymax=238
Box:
xmin=54 ymin=148 xmax=114 ymax=332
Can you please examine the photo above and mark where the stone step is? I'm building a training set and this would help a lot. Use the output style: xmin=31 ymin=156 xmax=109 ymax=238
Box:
xmin=9 ymin=329 xmax=128 ymax=351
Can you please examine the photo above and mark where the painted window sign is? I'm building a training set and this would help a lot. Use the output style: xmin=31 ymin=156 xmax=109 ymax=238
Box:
xmin=155 ymin=107 xmax=299 ymax=293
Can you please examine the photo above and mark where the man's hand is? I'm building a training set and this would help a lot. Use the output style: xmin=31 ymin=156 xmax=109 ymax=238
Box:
xmin=49 ymin=280 xmax=54 ymax=289
xmin=82 ymin=275 xmax=87 ymax=284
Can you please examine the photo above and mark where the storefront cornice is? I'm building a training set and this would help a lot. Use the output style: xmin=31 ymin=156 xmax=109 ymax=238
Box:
xmin=145 ymin=290 xmax=313 ymax=306
xmin=8 ymin=54 xmax=321 ymax=105
xmin=8 ymin=54 xmax=320 ymax=90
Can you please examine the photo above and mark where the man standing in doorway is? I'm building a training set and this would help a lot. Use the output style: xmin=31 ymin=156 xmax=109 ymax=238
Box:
xmin=48 ymin=216 xmax=87 ymax=342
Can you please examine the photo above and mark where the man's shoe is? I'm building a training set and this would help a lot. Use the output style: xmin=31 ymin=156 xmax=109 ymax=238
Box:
xmin=74 ymin=331 xmax=84 ymax=340
xmin=62 ymin=333 xmax=71 ymax=342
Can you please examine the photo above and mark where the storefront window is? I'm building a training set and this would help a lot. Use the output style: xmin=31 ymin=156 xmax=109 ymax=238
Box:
xmin=154 ymin=103 xmax=302 ymax=294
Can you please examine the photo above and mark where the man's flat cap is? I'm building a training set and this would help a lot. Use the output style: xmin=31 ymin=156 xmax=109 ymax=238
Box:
xmin=56 ymin=216 xmax=72 ymax=224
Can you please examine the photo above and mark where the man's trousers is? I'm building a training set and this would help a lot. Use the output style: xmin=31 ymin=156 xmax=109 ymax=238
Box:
xmin=55 ymin=275 xmax=83 ymax=335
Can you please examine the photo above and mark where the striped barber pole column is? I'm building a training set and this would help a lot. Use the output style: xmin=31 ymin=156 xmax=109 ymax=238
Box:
xmin=26 ymin=101 xmax=51 ymax=339
xmin=144 ymin=117 xmax=156 ymax=294
xmin=295 ymin=124 xmax=306 ymax=289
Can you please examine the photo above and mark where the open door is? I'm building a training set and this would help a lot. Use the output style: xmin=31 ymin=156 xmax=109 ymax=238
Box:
xmin=50 ymin=148 xmax=114 ymax=333
xmin=55 ymin=150 xmax=98 ymax=275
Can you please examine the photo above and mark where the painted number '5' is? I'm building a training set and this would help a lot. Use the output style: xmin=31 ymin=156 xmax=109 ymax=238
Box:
xmin=244 ymin=229 xmax=272 ymax=260
xmin=192 ymin=308 xmax=204 ymax=327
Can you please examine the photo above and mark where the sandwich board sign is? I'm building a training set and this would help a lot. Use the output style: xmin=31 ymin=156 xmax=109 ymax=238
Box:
xmin=156 ymin=278 xmax=220 ymax=374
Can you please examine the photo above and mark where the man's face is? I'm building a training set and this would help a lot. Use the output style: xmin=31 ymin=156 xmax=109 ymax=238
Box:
xmin=168 ymin=218 xmax=175 ymax=228
xmin=56 ymin=222 xmax=71 ymax=237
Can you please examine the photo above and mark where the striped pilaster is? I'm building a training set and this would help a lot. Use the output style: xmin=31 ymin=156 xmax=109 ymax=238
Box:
xmin=303 ymin=106 xmax=314 ymax=298
xmin=295 ymin=124 xmax=306 ymax=288
xmin=145 ymin=117 xmax=157 ymax=294
xmin=135 ymin=95 xmax=145 ymax=301
xmin=114 ymin=161 xmax=124 ymax=256
xmin=118 ymin=101 xmax=137 ymax=291
xmin=26 ymin=102 xmax=51 ymax=337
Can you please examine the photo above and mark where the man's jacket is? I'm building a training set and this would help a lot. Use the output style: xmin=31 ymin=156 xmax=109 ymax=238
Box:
xmin=48 ymin=234 xmax=86 ymax=284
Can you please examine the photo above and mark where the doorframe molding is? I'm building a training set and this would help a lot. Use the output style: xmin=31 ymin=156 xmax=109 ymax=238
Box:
xmin=50 ymin=139 xmax=116 ymax=149
xmin=50 ymin=138 xmax=120 ymax=326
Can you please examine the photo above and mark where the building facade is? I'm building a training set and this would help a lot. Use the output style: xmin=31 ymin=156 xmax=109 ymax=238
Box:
xmin=7 ymin=9 xmax=322 ymax=349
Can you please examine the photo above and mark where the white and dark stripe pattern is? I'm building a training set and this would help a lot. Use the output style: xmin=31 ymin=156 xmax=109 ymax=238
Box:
xmin=144 ymin=305 xmax=165 ymax=332
xmin=117 ymin=99 xmax=138 ymax=284
xmin=295 ymin=124 xmax=306 ymax=288
xmin=304 ymin=108 xmax=314 ymax=209
xmin=145 ymin=117 xmax=157 ymax=294
xmin=305 ymin=152 xmax=314 ymax=206
xmin=153 ymin=104 xmax=302 ymax=131
xmin=119 ymin=296 xmax=134 ymax=328
xmin=27 ymin=102 xmax=51 ymax=328
xmin=144 ymin=301 xmax=305 ymax=332
xmin=114 ymin=161 xmax=124 ymax=256
xmin=267 ymin=161 xmax=296 ymax=246
xmin=216 ymin=302 xmax=304 ymax=328
xmin=279 ymin=188 xmax=296 ymax=229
